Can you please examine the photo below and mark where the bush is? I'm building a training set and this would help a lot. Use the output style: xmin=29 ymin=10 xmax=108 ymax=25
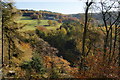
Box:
xmin=81 ymin=52 xmax=120 ymax=78
xmin=21 ymin=56 xmax=46 ymax=77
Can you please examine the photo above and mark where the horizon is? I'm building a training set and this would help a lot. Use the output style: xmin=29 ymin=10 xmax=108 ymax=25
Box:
xmin=14 ymin=2 xmax=86 ymax=14
xmin=4 ymin=0 xmax=119 ymax=14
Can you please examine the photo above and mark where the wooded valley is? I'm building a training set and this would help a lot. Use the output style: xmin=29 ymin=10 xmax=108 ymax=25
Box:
xmin=1 ymin=0 xmax=120 ymax=79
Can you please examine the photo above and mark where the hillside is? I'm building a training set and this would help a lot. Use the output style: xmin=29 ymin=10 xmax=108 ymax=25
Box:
xmin=20 ymin=9 xmax=119 ymax=26
xmin=18 ymin=16 xmax=62 ymax=31
xmin=2 ymin=1 xmax=120 ymax=79
xmin=69 ymin=11 xmax=119 ymax=25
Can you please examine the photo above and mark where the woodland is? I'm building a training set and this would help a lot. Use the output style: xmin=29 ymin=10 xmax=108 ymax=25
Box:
xmin=1 ymin=0 xmax=120 ymax=79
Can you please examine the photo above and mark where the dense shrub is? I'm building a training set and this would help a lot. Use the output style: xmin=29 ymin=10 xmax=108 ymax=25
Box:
xmin=35 ymin=21 xmax=83 ymax=66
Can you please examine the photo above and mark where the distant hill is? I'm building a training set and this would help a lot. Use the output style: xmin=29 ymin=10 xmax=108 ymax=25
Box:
xmin=68 ymin=13 xmax=103 ymax=24
xmin=19 ymin=9 xmax=119 ymax=25
xmin=19 ymin=9 xmax=80 ymax=23
xmin=19 ymin=9 xmax=67 ymax=20
xmin=68 ymin=11 xmax=119 ymax=25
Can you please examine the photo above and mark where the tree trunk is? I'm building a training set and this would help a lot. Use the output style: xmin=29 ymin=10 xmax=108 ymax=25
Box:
xmin=112 ymin=24 xmax=118 ymax=59
xmin=6 ymin=34 xmax=11 ymax=67
xmin=2 ymin=16 xmax=4 ymax=67
xmin=118 ymin=33 xmax=120 ymax=66
xmin=104 ymin=31 xmax=109 ymax=54
xmin=8 ymin=37 xmax=11 ymax=67
xmin=80 ymin=1 xmax=93 ymax=70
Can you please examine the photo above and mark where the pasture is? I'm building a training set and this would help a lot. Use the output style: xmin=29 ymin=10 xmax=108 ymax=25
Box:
xmin=18 ymin=17 xmax=61 ymax=31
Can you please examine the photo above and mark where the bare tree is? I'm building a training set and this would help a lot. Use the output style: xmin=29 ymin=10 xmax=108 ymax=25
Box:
xmin=80 ymin=0 xmax=93 ymax=70
xmin=99 ymin=0 xmax=120 ymax=60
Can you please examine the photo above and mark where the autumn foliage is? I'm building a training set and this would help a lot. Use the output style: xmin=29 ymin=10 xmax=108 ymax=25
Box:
xmin=2 ymin=0 xmax=120 ymax=79
xmin=80 ymin=51 xmax=119 ymax=78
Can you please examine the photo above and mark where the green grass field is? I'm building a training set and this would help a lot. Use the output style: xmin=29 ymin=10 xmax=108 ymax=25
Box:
xmin=18 ymin=17 xmax=61 ymax=31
